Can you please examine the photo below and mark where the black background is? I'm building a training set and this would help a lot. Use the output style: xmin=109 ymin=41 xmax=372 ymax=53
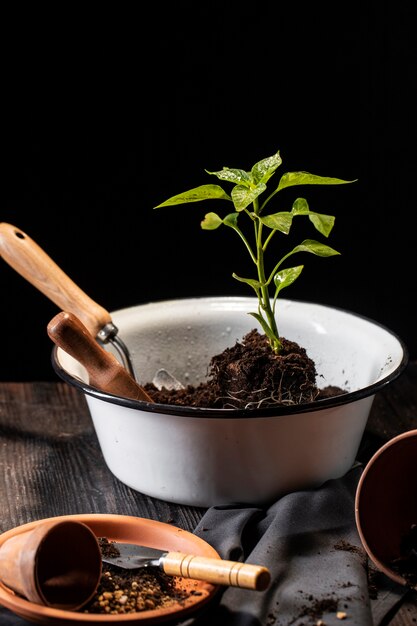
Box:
xmin=1 ymin=4 xmax=415 ymax=381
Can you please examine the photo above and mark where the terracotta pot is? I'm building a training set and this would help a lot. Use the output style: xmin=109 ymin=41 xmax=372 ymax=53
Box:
xmin=0 ymin=519 xmax=101 ymax=609
xmin=51 ymin=296 xmax=408 ymax=507
xmin=355 ymin=429 xmax=417 ymax=586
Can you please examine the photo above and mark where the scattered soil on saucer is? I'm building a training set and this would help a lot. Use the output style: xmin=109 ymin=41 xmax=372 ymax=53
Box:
xmin=83 ymin=538 xmax=197 ymax=615
xmin=145 ymin=329 xmax=347 ymax=409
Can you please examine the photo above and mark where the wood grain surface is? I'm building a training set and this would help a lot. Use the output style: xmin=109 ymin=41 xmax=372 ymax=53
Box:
xmin=1 ymin=364 xmax=417 ymax=624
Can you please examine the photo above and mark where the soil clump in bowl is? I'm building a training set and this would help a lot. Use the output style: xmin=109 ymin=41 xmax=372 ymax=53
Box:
xmin=145 ymin=329 xmax=347 ymax=409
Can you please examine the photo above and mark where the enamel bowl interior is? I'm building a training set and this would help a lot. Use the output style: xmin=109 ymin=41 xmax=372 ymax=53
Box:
xmin=51 ymin=297 xmax=408 ymax=506
xmin=55 ymin=296 xmax=407 ymax=409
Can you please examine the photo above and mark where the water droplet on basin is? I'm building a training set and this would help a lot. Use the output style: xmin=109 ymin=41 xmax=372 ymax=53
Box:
xmin=152 ymin=369 xmax=185 ymax=390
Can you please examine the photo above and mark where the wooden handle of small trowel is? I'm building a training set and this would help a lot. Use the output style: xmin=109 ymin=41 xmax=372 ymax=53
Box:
xmin=161 ymin=552 xmax=271 ymax=591
xmin=47 ymin=312 xmax=153 ymax=402
xmin=0 ymin=222 xmax=111 ymax=336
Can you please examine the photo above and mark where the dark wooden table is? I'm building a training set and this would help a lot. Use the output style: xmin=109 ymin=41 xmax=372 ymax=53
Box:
xmin=1 ymin=363 xmax=417 ymax=625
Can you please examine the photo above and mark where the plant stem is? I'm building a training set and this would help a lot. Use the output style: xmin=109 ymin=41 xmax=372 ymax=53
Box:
xmin=256 ymin=218 xmax=280 ymax=352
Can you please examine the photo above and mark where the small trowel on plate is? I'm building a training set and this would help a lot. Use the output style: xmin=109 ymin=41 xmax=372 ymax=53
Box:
xmin=101 ymin=542 xmax=271 ymax=591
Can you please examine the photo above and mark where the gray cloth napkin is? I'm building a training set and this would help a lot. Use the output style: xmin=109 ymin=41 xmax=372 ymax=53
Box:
xmin=184 ymin=464 xmax=407 ymax=626
xmin=0 ymin=466 xmax=408 ymax=625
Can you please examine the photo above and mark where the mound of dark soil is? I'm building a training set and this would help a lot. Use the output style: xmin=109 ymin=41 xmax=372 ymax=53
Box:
xmin=145 ymin=329 xmax=347 ymax=409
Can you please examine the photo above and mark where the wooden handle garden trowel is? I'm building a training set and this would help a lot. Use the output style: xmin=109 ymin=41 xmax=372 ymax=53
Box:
xmin=101 ymin=541 xmax=271 ymax=591
xmin=47 ymin=311 xmax=153 ymax=403
xmin=0 ymin=222 xmax=137 ymax=380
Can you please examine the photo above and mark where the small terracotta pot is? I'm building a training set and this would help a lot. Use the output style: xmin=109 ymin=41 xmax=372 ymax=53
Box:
xmin=0 ymin=519 xmax=102 ymax=609
xmin=355 ymin=429 xmax=417 ymax=586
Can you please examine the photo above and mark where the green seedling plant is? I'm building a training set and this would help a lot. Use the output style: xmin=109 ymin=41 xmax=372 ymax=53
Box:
xmin=154 ymin=149 xmax=355 ymax=354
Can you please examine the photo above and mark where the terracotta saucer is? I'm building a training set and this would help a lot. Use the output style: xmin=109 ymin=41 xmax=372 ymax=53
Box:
xmin=0 ymin=513 xmax=220 ymax=625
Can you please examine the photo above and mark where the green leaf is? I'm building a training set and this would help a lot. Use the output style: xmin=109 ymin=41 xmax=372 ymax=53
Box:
xmin=231 ymin=183 xmax=267 ymax=211
xmin=251 ymin=150 xmax=282 ymax=185
xmin=308 ymin=213 xmax=335 ymax=237
xmin=205 ymin=168 xmax=252 ymax=186
xmin=291 ymin=197 xmax=310 ymax=214
xmin=232 ymin=273 xmax=262 ymax=290
xmin=274 ymin=266 xmax=304 ymax=295
xmin=290 ymin=198 xmax=335 ymax=237
xmin=154 ymin=184 xmax=231 ymax=207
xmin=259 ymin=211 xmax=293 ymax=234
xmin=223 ymin=213 xmax=239 ymax=228
xmin=277 ymin=171 xmax=356 ymax=193
xmin=291 ymin=239 xmax=340 ymax=257
xmin=248 ymin=311 xmax=279 ymax=346
xmin=201 ymin=212 xmax=223 ymax=230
